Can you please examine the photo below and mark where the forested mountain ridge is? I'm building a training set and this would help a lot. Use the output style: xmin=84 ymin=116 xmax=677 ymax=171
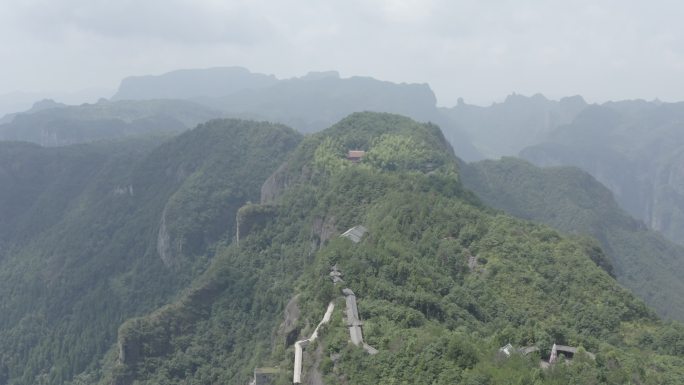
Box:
xmin=0 ymin=120 xmax=300 ymax=385
xmin=461 ymin=157 xmax=684 ymax=320
xmin=93 ymin=112 xmax=684 ymax=385
xmin=0 ymin=99 xmax=66 ymax=125
xmin=0 ymin=99 xmax=224 ymax=146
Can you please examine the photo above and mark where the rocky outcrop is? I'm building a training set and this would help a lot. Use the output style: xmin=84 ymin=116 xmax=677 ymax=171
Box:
xmin=260 ymin=162 xmax=290 ymax=204
xmin=515 ymin=101 xmax=684 ymax=246
xmin=312 ymin=216 xmax=337 ymax=247
xmin=306 ymin=344 xmax=325 ymax=385
xmin=278 ymin=295 xmax=301 ymax=347
xmin=113 ymin=184 xmax=134 ymax=196
xmin=521 ymin=143 xmax=684 ymax=246
xmin=236 ymin=204 xmax=278 ymax=245
xmin=156 ymin=204 xmax=175 ymax=268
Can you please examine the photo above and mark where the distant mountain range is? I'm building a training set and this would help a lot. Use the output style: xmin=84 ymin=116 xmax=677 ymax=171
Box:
xmin=112 ymin=67 xmax=482 ymax=160
xmin=0 ymin=98 xmax=224 ymax=146
xmin=520 ymin=101 xmax=684 ymax=246
xmin=441 ymin=93 xmax=588 ymax=159
xmin=4 ymin=67 xmax=684 ymax=247
xmin=2 ymin=67 xmax=481 ymax=160
xmin=111 ymin=67 xmax=278 ymax=101
xmin=0 ymin=88 xmax=113 ymax=118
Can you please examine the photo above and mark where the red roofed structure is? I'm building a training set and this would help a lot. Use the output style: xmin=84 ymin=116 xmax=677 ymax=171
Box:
xmin=347 ymin=150 xmax=365 ymax=162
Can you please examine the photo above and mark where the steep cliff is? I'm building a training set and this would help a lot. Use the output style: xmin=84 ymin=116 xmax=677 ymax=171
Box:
xmin=520 ymin=102 xmax=684 ymax=245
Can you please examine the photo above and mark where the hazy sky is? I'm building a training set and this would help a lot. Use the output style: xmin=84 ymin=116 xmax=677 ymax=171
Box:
xmin=1 ymin=0 xmax=683 ymax=106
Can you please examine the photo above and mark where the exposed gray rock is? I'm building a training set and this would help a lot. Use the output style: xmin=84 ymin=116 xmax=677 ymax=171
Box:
xmin=278 ymin=295 xmax=301 ymax=347
xmin=156 ymin=204 xmax=174 ymax=268
xmin=260 ymin=162 xmax=291 ymax=204
xmin=313 ymin=216 xmax=337 ymax=246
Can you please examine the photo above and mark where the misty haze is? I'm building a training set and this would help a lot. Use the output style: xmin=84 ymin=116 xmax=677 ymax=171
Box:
xmin=1 ymin=1 xmax=683 ymax=385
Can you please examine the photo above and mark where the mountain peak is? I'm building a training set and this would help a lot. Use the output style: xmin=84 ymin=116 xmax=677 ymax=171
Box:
xmin=112 ymin=67 xmax=278 ymax=100
xmin=30 ymin=98 xmax=66 ymax=111
xmin=300 ymin=70 xmax=340 ymax=80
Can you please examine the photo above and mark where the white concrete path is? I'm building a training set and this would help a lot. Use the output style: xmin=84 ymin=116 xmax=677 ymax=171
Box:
xmin=293 ymin=302 xmax=335 ymax=383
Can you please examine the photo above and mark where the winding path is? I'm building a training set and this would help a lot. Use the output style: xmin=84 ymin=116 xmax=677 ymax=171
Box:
xmin=293 ymin=302 xmax=335 ymax=383
xmin=343 ymin=288 xmax=378 ymax=355
xmin=292 ymin=263 xmax=378 ymax=383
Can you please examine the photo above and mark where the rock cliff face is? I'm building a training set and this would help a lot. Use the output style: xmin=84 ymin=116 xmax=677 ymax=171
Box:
xmin=521 ymin=141 xmax=684 ymax=246
xmin=647 ymin=150 xmax=684 ymax=239
xmin=518 ymin=102 xmax=684 ymax=246
xmin=260 ymin=160 xmax=315 ymax=204
xmin=260 ymin=162 xmax=293 ymax=204
xmin=311 ymin=216 xmax=337 ymax=247
xmin=156 ymin=205 xmax=176 ymax=268
xmin=440 ymin=95 xmax=684 ymax=245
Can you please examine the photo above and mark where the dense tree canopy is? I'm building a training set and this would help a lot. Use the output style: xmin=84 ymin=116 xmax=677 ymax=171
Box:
xmin=98 ymin=113 xmax=684 ymax=385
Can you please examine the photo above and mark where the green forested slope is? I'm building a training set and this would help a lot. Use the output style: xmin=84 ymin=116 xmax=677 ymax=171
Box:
xmin=103 ymin=113 xmax=684 ymax=385
xmin=461 ymin=157 xmax=684 ymax=321
xmin=0 ymin=120 xmax=300 ymax=385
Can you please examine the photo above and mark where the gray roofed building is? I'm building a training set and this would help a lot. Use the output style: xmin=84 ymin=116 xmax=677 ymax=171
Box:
xmin=341 ymin=225 xmax=368 ymax=243
xmin=347 ymin=150 xmax=366 ymax=162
